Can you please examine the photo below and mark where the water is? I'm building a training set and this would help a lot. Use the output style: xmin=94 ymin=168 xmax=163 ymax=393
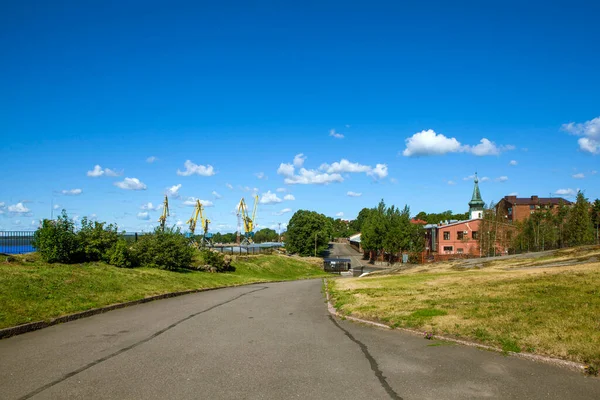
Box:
xmin=0 ymin=244 xmax=35 ymax=254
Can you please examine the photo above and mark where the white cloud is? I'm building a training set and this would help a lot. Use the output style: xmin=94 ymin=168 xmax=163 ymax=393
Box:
xmin=274 ymin=208 xmax=292 ymax=216
xmin=294 ymin=153 xmax=307 ymax=168
xmin=183 ymin=197 xmax=214 ymax=207
xmin=146 ymin=156 xmax=158 ymax=163
xmin=448 ymin=180 xmax=456 ymax=185
xmin=283 ymin=194 xmax=295 ymax=201
xmin=572 ymin=173 xmax=585 ymax=179
xmin=212 ymin=191 xmax=222 ymax=199
xmin=555 ymin=188 xmax=576 ymax=197
xmin=403 ymin=130 xmax=513 ymax=157
xmin=177 ymin=160 xmax=216 ymax=176
xmin=87 ymin=165 xmax=122 ymax=177
xmin=463 ymin=174 xmax=476 ymax=181
xmin=114 ymin=178 xmax=147 ymax=190
xmin=141 ymin=202 xmax=157 ymax=211
xmin=277 ymin=163 xmax=295 ymax=177
xmin=507 ymin=192 xmax=519 ymax=196
xmin=226 ymin=183 xmax=234 ymax=190
xmin=347 ymin=191 xmax=362 ymax=197
xmin=31 ymin=220 xmax=38 ymax=226
xmin=176 ymin=219 xmax=185 ymax=227
xmin=480 ymin=176 xmax=490 ymax=182
xmin=561 ymin=116 xmax=600 ymax=154
xmin=577 ymin=138 xmax=600 ymax=154
xmin=255 ymin=172 xmax=265 ymax=179
xmin=320 ymin=159 xmax=388 ymax=180
xmin=509 ymin=160 xmax=518 ymax=166
xmin=0 ymin=202 xmax=4 ymax=208
xmin=276 ymin=187 xmax=286 ymax=192
xmin=104 ymin=168 xmax=121 ymax=177
xmin=260 ymin=191 xmax=282 ymax=204
xmin=592 ymin=170 xmax=598 ymax=175
xmin=8 ymin=202 xmax=30 ymax=213
xmin=283 ymin=168 xmax=343 ymax=185
xmin=53 ymin=204 xmax=60 ymax=210
xmin=137 ymin=212 xmax=150 ymax=220
xmin=87 ymin=165 xmax=104 ymax=177
xmin=62 ymin=189 xmax=83 ymax=195
xmin=495 ymin=176 xmax=509 ymax=182
xmin=166 ymin=184 xmax=182 ymax=198
xmin=329 ymin=129 xmax=344 ymax=139
xmin=335 ymin=212 xmax=344 ymax=217
xmin=345 ymin=124 xmax=351 ymax=128
xmin=402 ymin=129 xmax=462 ymax=156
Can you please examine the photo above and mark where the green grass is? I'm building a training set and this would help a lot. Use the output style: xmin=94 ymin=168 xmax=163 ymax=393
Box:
xmin=0 ymin=253 xmax=329 ymax=329
xmin=329 ymin=254 xmax=600 ymax=366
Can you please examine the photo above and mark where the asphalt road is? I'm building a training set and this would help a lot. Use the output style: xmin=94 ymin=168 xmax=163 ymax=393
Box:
xmin=1 ymin=279 xmax=598 ymax=399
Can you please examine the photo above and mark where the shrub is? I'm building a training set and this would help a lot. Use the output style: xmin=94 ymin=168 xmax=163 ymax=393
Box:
xmin=107 ymin=239 xmax=138 ymax=268
xmin=32 ymin=210 xmax=81 ymax=263
xmin=78 ymin=217 xmax=119 ymax=262
xmin=132 ymin=227 xmax=194 ymax=270
xmin=197 ymin=249 xmax=235 ymax=272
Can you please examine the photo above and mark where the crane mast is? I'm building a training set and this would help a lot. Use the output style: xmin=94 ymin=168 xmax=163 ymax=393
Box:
xmin=187 ymin=199 xmax=212 ymax=247
xmin=158 ymin=195 xmax=169 ymax=231
xmin=237 ymin=194 xmax=258 ymax=245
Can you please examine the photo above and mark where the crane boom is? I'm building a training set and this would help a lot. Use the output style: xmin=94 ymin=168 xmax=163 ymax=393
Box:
xmin=158 ymin=195 xmax=169 ymax=231
xmin=237 ymin=195 xmax=259 ymax=244
xmin=186 ymin=200 xmax=201 ymax=235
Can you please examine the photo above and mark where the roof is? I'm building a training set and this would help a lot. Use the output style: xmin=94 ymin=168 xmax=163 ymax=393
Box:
xmin=410 ymin=218 xmax=427 ymax=224
xmin=424 ymin=218 xmax=481 ymax=229
xmin=503 ymin=197 xmax=572 ymax=206
xmin=349 ymin=233 xmax=361 ymax=242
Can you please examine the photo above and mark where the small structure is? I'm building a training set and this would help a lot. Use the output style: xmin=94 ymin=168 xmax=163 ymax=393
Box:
xmin=468 ymin=173 xmax=485 ymax=219
xmin=323 ymin=258 xmax=352 ymax=273
xmin=349 ymin=233 xmax=362 ymax=252
xmin=496 ymin=195 xmax=572 ymax=223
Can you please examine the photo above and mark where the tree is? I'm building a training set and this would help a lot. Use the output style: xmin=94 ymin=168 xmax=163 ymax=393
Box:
xmin=253 ymin=228 xmax=279 ymax=243
xmin=361 ymin=200 xmax=388 ymax=260
xmin=285 ymin=210 xmax=332 ymax=256
xmin=591 ymin=199 xmax=600 ymax=244
xmin=32 ymin=210 xmax=80 ymax=263
xmin=78 ymin=217 xmax=119 ymax=262
xmin=565 ymin=191 xmax=594 ymax=247
xmin=350 ymin=208 xmax=374 ymax=233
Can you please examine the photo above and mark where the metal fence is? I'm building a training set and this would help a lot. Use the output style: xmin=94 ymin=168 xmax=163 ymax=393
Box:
xmin=0 ymin=231 xmax=36 ymax=254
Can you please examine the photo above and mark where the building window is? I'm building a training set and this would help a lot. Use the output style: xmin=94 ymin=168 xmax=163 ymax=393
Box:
xmin=457 ymin=248 xmax=464 ymax=254
xmin=472 ymin=231 xmax=478 ymax=239
xmin=443 ymin=246 xmax=453 ymax=253
xmin=478 ymin=212 xmax=482 ymax=218
xmin=508 ymin=207 xmax=512 ymax=215
xmin=529 ymin=205 xmax=535 ymax=210
xmin=457 ymin=231 xmax=466 ymax=240
xmin=443 ymin=231 xmax=450 ymax=240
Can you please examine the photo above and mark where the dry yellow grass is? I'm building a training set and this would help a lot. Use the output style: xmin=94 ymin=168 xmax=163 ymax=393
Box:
xmin=329 ymin=246 xmax=600 ymax=367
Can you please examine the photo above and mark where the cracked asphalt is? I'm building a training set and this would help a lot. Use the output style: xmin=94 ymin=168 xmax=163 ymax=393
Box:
xmin=1 ymin=279 xmax=598 ymax=399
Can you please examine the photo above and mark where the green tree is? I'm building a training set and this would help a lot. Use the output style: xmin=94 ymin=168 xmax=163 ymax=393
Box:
xmin=32 ymin=210 xmax=81 ymax=263
xmin=254 ymin=228 xmax=279 ymax=243
xmin=591 ymin=199 xmax=600 ymax=244
xmin=350 ymin=208 xmax=374 ymax=232
xmin=132 ymin=227 xmax=194 ymax=270
xmin=565 ymin=191 xmax=594 ymax=246
xmin=362 ymin=200 xmax=388 ymax=260
xmin=286 ymin=210 xmax=332 ymax=256
xmin=77 ymin=217 xmax=119 ymax=262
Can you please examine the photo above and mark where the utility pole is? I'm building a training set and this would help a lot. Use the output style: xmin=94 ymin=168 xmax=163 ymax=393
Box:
xmin=314 ymin=232 xmax=318 ymax=257
xmin=278 ymin=222 xmax=282 ymax=243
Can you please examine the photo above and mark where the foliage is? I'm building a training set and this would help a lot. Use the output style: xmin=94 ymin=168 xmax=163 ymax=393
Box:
xmin=77 ymin=217 xmax=119 ymax=262
xmin=285 ymin=210 xmax=332 ymax=256
xmin=253 ymin=228 xmax=279 ymax=243
xmin=565 ymin=191 xmax=595 ymax=246
xmin=211 ymin=232 xmax=239 ymax=244
xmin=350 ymin=208 xmax=374 ymax=233
xmin=414 ymin=210 xmax=469 ymax=224
xmin=132 ymin=227 xmax=194 ymax=270
xmin=107 ymin=239 xmax=137 ymax=268
xmin=361 ymin=200 xmax=424 ymax=262
xmin=330 ymin=218 xmax=357 ymax=239
xmin=32 ymin=210 xmax=81 ymax=263
xmin=197 ymin=249 xmax=235 ymax=272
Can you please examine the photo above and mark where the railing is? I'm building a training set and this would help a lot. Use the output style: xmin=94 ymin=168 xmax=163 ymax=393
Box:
xmin=0 ymin=231 xmax=36 ymax=254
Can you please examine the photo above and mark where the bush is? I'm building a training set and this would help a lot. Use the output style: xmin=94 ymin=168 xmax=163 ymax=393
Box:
xmin=107 ymin=239 xmax=138 ymax=268
xmin=32 ymin=211 xmax=81 ymax=263
xmin=78 ymin=217 xmax=119 ymax=262
xmin=197 ymin=249 xmax=235 ymax=272
xmin=132 ymin=227 xmax=194 ymax=270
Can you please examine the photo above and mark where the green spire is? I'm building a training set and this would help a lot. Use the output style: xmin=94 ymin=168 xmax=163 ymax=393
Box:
xmin=469 ymin=173 xmax=484 ymax=216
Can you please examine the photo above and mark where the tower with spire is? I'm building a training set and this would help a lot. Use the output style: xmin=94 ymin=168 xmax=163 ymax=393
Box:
xmin=469 ymin=173 xmax=485 ymax=219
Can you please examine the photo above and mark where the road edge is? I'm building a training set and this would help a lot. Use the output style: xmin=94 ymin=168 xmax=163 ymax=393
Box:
xmin=323 ymin=278 xmax=589 ymax=375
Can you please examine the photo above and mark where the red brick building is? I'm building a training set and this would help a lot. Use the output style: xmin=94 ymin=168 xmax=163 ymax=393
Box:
xmin=495 ymin=195 xmax=572 ymax=223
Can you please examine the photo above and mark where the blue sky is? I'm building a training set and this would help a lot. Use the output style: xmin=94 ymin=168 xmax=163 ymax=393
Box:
xmin=1 ymin=1 xmax=599 ymax=233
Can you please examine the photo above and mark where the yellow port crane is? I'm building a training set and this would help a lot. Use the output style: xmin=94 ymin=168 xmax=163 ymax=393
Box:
xmin=158 ymin=195 xmax=169 ymax=231
xmin=187 ymin=200 xmax=212 ymax=247
xmin=237 ymin=194 xmax=258 ymax=245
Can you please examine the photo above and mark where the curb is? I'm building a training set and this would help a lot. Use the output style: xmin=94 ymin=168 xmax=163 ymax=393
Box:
xmin=323 ymin=279 xmax=588 ymax=374
xmin=0 ymin=277 xmax=316 ymax=340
